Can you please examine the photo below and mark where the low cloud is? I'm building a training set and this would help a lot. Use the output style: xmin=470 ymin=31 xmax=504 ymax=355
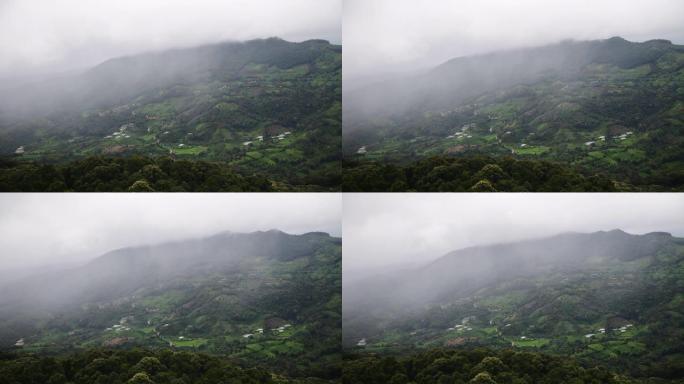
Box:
xmin=344 ymin=0 xmax=684 ymax=86
xmin=0 ymin=193 xmax=341 ymax=270
xmin=343 ymin=193 xmax=684 ymax=273
xmin=0 ymin=0 xmax=341 ymax=79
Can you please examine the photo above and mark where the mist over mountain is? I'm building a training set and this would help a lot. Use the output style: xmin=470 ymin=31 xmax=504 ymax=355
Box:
xmin=343 ymin=229 xmax=684 ymax=381
xmin=0 ymin=37 xmax=342 ymax=190
xmin=344 ymin=230 xmax=672 ymax=314
xmin=0 ymin=229 xmax=342 ymax=379
xmin=1 ymin=229 xmax=333 ymax=313
xmin=1 ymin=38 xmax=336 ymax=120
xmin=344 ymin=37 xmax=681 ymax=123
xmin=343 ymin=37 xmax=684 ymax=191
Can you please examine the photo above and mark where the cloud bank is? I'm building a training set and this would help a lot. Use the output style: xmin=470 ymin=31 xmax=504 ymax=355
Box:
xmin=344 ymin=0 xmax=684 ymax=86
xmin=0 ymin=193 xmax=341 ymax=270
xmin=343 ymin=193 xmax=684 ymax=273
xmin=0 ymin=0 xmax=341 ymax=79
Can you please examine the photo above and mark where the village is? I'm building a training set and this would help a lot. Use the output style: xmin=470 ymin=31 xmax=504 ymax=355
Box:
xmin=352 ymin=113 xmax=641 ymax=163
xmin=354 ymin=305 xmax=640 ymax=357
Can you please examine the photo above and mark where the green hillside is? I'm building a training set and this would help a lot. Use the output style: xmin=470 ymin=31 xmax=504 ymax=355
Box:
xmin=343 ymin=232 xmax=684 ymax=382
xmin=0 ymin=38 xmax=341 ymax=191
xmin=344 ymin=37 xmax=684 ymax=191
xmin=0 ymin=231 xmax=342 ymax=381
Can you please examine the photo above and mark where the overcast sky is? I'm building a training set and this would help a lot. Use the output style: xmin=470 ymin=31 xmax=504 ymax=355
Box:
xmin=344 ymin=194 xmax=684 ymax=273
xmin=0 ymin=193 xmax=341 ymax=271
xmin=0 ymin=0 xmax=341 ymax=79
xmin=344 ymin=0 xmax=684 ymax=86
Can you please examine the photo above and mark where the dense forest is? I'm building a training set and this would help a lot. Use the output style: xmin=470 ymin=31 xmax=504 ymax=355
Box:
xmin=0 ymin=154 xmax=342 ymax=191
xmin=344 ymin=37 xmax=684 ymax=191
xmin=0 ymin=156 xmax=277 ymax=192
xmin=343 ymin=349 xmax=651 ymax=384
xmin=343 ymin=156 xmax=617 ymax=191
xmin=0 ymin=348 xmax=330 ymax=384
xmin=0 ymin=38 xmax=341 ymax=191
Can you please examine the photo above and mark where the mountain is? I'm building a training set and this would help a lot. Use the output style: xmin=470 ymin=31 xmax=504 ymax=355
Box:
xmin=0 ymin=38 xmax=342 ymax=190
xmin=344 ymin=37 xmax=684 ymax=191
xmin=0 ymin=230 xmax=342 ymax=379
xmin=343 ymin=230 xmax=684 ymax=381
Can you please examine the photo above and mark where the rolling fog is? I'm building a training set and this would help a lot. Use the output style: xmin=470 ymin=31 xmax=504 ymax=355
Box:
xmin=342 ymin=194 xmax=684 ymax=345
xmin=343 ymin=0 xmax=684 ymax=90
xmin=342 ymin=0 xmax=684 ymax=125
xmin=0 ymin=0 xmax=341 ymax=82
xmin=0 ymin=0 xmax=341 ymax=121
xmin=0 ymin=193 xmax=341 ymax=272
xmin=343 ymin=193 xmax=684 ymax=277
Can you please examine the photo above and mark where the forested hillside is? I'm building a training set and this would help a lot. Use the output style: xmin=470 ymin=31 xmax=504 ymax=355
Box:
xmin=0 ymin=38 xmax=341 ymax=191
xmin=0 ymin=231 xmax=342 ymax=380
xmin=343 ymin=231 xmax=684 ymax=382
xmin=344 ymin=37 xmax=684 ymax=191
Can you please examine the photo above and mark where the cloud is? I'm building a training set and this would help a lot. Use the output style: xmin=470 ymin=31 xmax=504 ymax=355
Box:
xmin=343 ymin=193 xmax=684 ymax=273
xmin=0 ymin=0 xmax=341 ymax=78
xmin=343 ymin=0 xmax=684 ymax=84
xmin=0 ymin=193 xmax=341 ymax=270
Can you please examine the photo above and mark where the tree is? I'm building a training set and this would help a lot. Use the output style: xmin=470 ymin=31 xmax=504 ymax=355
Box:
xmin=469 ymin=372 xmax=497 ymax=384
xmin=470 ymin=179 xmax=497 ymax=192
xmin=128 ymin=179 xmax=155 ymax=192
xmin=128 ymin=372 xmax=155 ymax=384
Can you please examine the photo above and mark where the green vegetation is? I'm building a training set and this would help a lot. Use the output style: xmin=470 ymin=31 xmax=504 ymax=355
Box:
xmin=344 ymin=38 xmax=684 ymax=191
xmin=0 ymin=154 xmax=341 ymax=191
xmin=343 ymin=349 xmax=641 ymax=384
xmin=344 ymin=232 xmax=684 ymax=382
xmin=343 ymin=156 xmax=616 ymax=191
xmin=0 ymin=38 xmax=341 ymax=191
xmin=0 ymin=232 xmax=342 ymax=381
xmin=0 ymin=349 xmax=324 ymax=383
xmin=0 ymin=156 xmax=277 ymax=191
